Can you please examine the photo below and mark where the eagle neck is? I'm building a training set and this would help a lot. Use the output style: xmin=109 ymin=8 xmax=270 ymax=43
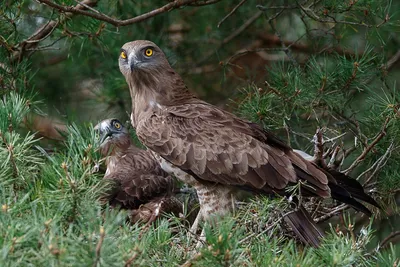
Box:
xmin=129 ymin=68 xmax=198 ymax=125
xmin=131 ymin=68 xmax=197 ymax=104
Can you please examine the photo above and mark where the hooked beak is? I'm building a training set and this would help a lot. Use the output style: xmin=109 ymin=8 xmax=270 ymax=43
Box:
xmin=98 ymin=126 xmax=114 ymax=145
xmin=128 ymin=54 xmax=137 ymax=71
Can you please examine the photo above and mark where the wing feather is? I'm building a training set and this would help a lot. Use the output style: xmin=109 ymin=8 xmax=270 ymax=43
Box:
xmin=104 ymin=149 xmax=175 ymax=209
xmin=136 ymin=103 xmax=330 ymax=197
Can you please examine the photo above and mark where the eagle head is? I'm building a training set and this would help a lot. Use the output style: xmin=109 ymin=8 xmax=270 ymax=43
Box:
xmin=118 ymin=40 xmax=169 ymax=76
xmin=94 ymin=118 xmax=130 ymax=156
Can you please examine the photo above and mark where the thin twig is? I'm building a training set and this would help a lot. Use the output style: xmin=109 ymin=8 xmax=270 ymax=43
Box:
xmin=387 ymin=50 xmax=400 ymax=70
xmin=257 ymin=4 xmax=298 ymax=10
xmin=225 ymin=47 xmax=285 ymax=65
xmin=315 ymin=204 xmax=348 ymax=223
xmin=24 ymin=21 xmax=59 ymax=44
xmin=327 ymin=145 xmax=341 ymax=169
xmin=124 ymin=248 xmax=140 ymax=267
xmin=93 ymin=226 xmax=105 ymax=267
xmin=73 ymin=0 xmax=101 ymax=14
xmin=189 ymin=0 xmax=222 ymax=6
xmin=379 ymin=231 xmax=400 ymax=249
xmin=239 ymin=210 xmax=293 ymax=245
xmin=223 ymin=11 xmax=263 ymax=45
xmin=323 ymin=133 xmax=347 ymax=144
xmin=194 ymin=10 xmax=263 ymax=66
xmin=311 ymin=200 xmax=322 ymax=218
xmin=343 ymin=117 xmax=390 ymax=175
xmin=267 ymin=15 xmax=298 ymax=66
xmin=296 ymin=1 xmax=387 ymax=28
xmin=361 ymin=142 xmax=395 ymax=185
xmin=217 ymin=0 xmax=248 ymax=28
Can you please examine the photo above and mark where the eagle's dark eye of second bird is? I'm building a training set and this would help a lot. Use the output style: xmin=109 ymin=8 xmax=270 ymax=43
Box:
xmin=145 ymin=48 xmax=153 ymax=57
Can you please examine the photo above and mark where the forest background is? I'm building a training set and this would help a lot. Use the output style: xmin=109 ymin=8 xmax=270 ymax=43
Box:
xmin=0 ymin=0 xmax=399 ymax=266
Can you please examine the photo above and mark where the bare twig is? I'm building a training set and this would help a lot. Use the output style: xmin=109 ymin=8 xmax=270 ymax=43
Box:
xmin=297 ymin=1 xmax=388 ymax=28
xmin=327 ymin=145 xmax=341 ymax=169
xmin=189 ymin=0 xmax=222 ymax=6
xmin=124 ymin=247 xmax=141 ymax=267
xmin=311 ymin=200 xmax=322 ymax=218
xmin=93 ymin=226 xmax=105 ymax=267
xmin=238 ymin=210 xmax=293 ymax=245
xmin=324 ymin=133 xmax=347 ymax=144
xmin=223 ymin=10 xmax=263 ymax=45
xmin=379 ymin=231 xmax=400 ymax=249
xmin=315 ymin=204 xmax=349 ymax=223
xmin=225 ymin=47 xmax=285 ymax=65
xmin=361 ymin=142 xmax=395 ymax=185
xmin=387 ymin=50 xmax=400 ymax=70
xmin=37 ymin=0 xmax=218 ymax=27
xmin=267 ymin=15 xmax=298 ymax=66
xmin=217 ymin=0 xmax=247 ymax=28
xmin=195 ymin=10 xmax=263 ymax=66
xmin=73 ymin=0 xmax=101 ymax=14
xmin=343 ymin=117 xmax=390 ymax=175
xmin=257 ymin=4 xmax=298 ymax=10
xmin=24 ymin=21 xmax=59 ymax=44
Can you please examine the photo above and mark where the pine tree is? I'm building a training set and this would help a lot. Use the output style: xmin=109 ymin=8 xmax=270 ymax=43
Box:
xmin=0 ymin=0 xmax=399 ymax=266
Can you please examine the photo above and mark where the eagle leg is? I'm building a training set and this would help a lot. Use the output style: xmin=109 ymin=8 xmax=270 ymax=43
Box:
xmin=195 ymin=227 xmax=206 ymax=249
xmin=190 ymin=210 xmax=203 ymax=234
xmin=187 ymin=209 xmax=203 ymax=244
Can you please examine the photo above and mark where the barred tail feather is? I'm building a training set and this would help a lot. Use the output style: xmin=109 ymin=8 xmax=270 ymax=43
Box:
xmin=284 ymin=205 xmax=324 ymax=247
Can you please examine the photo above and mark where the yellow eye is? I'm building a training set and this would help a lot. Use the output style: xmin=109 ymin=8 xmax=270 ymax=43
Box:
xmin=114 ymin=122 xmax=121 ymax=129
xmin=120 ymin=51 xmax=127 ymax=59
xmin=145 ymin=48 xmax=153 ymax=57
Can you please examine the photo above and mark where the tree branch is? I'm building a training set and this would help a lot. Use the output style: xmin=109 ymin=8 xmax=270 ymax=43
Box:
xmin=37 ymin=0 xmax=219 ymax=27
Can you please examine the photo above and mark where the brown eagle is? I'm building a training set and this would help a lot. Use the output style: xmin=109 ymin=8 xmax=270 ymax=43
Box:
xmin=95 ymin=118 xmax=184 ymax=224
xmin=118 ymin=40 xmax=379 ymax=246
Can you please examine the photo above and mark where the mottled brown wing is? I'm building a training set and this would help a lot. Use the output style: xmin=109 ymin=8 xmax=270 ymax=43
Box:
xmin=136 ymin=103 xmax=330 ymax=197
xmin=104 ymin=150 xmax=175 ymax=209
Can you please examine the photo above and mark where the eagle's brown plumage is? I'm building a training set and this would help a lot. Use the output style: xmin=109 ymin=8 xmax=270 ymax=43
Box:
xmin=95 ymin=118 xmax=183 ymax=224
xmin=118 ymin=40 xmax=379 ymax=246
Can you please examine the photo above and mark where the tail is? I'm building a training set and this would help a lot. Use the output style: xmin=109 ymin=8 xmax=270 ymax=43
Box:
xmin=284 ymin=205 xmax=324 ymax=247
xmin=327 ymin=169 xmax=381 ymax=216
